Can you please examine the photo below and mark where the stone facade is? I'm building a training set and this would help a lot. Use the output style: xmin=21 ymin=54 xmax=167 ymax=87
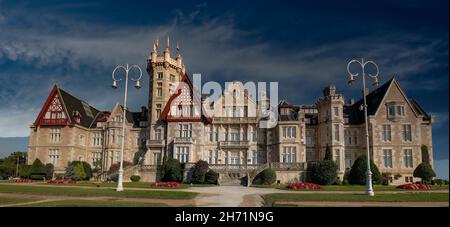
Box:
xmin=28 ymin=40 xmax=434 ymax=185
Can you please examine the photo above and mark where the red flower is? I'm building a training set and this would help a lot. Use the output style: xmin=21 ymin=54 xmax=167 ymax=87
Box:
xmin=287 ymin=182 xmax=321 ymax=190
xmin=151 ymin=182 xmax=181 ymax=188
xmin=397 ymin=183 xmax=432 ymax=190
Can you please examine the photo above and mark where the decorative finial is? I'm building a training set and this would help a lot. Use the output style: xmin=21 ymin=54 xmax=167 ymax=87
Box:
xmin=166 ymin=33 xmax=170 ymax=49
xmin=155 ymin=35 xmax=159 ymax=50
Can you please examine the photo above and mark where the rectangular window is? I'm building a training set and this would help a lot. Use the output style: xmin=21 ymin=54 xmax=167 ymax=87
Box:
xmin=252 ymin=128 xmax=257 ymax=142
xmin=155 ymin=128 xmax=161 ymax=140
xmin=157 ymin=72 xmax=163 ymax=79
xmin=179 ymin=124 xmax=192 ymax=138
xmin=176 ymin=146 xmax=190 ymax=163
xmin=334 ymin=149 xmax=340 ymax=170
xmin=252 ymin=150 xmax=258 ymax=164
xmin=208 ymin=150 xmax=218 ymax=164
xmin=48 ymin=149 xmax=60 ymax=166
xmin=306 ymin=149 xmax=314 ymax=162
xmin=49 ymin=128 xmax=61 ymax=143
xmin=281 ymin=146 xmax=296 ymax=163
xmin=229 ymin=128 xmax=240 ymax=141
xmin=345 ymin=151 xmax=352 ymax=169
xmin=306 ymin=130 xmax=314 ymax=145
xmin=91 ymin=152 xmax=101 ymax=167
xmin=79 ymin=135 xmax=85 ymax=146
xmin=334 ymin=125 xmax=340 ymax=142
xmin=282 ymin=127 xmax=296 ymax=138
xmin=353 ymin=130 xmax=358 ymax=145
xmin=344 ymin=129 xmax=351 ymax=145
xmin=381 ymin=125 xmax=392 ymax=142
xmin=156 ymin=104 xmax=162 ymax=118
xmin=403 ymin=149 xmax=413 ymax=168
xmin=383 ymin=149 xmax=393 ymax=168
xmin=92 ymin=133 xmax=102 ymax=146
xmin=402 ymin=124 xmax=412 ymax=142
xmin=334 ymin=107 xmax=339 ymax=117
xmin=170 ymin=74 xmax=176 ymax=82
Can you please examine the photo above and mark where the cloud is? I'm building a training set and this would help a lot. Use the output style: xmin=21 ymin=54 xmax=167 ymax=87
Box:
xmin=0 ymin=2 xmax=448 ymax=137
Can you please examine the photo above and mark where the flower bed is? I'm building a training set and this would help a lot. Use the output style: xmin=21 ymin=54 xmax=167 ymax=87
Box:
xmin=14 ymin=179 xmax=34 ymax=183
xmin=396 ymin=183 xmax=432 ymax=190
xmin=47 ymin=179 xmax=77 ymax=184
xmin=287 ymin=182 xmax=321 ymax=190
xmin=151 ymin=182 xmax=181 ymax=188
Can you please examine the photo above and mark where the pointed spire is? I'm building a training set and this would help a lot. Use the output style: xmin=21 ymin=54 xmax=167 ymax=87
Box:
xmin=166 ymin=33 xmax=170 ymax=49
xmin=155 ymin=35 xmax=160 ymax=50
xmin=152 ymin=43 xmax=156 ymax=52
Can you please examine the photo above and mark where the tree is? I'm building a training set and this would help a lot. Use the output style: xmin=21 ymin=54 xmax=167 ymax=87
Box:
xmin=324 ymin=144 xmax=332 ymax=161
xmin=421 ymin=145 xmax=430 ymax=164
xmin=253 ymin=168 xmax=277 ymax=185
xmin=205 ymin=170 xmax=219 ymax=184
xmin=45 ymin=163 xmax=54 ymax=179
xmin=413 ymin=162 xmax=436 ymax=183
xmin=29 ymin=159 xmax=46 ymax=180
xmin=65 ymin=161 xmax=93 ymax=181
xmin=348 ymin=155 xmax=382 ymax=185
xmin=190 ymin=160 xmax=209 ymax=184
xmin=161 ymin=158 xmax=183 ymax=182
xmin=307 ymin=160 xmax=338 ymax=185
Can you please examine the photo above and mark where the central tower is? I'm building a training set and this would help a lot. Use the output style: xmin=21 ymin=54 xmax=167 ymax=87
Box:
xmin=146 ymin=36 xmax=186 ymax=164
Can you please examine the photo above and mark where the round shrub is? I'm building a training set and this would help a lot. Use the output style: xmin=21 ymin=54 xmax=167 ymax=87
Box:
xmin=29 ymin=159 xmax=46 ymax=180
xmin=413 ymin=162 xmax=436 ymax=183
xmin=130 ymin=175 xmax=141 ymax=182
xmin=65 ymin=161 xmax=93 ymax=181
xmin=253 ymin=168 xmax=277 ymax=185
xmin=161 ymin=158 xmax=183 ymax=182
xmin=190 ymin=160 xmax=209 ymax=184
xmin=205 ymin=170 xmax=219 ymax=184
xmin=307 ymin=160 xmax=338 ymax=185
xmin=348 ymin=155 xmax=381 ymax=185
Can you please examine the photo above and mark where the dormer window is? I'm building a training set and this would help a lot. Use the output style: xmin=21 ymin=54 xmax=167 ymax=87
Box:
xmin=280 ymin=107 xmax=290 ymax=115
xmin=387 ymin=102 xmax=405 ymax=119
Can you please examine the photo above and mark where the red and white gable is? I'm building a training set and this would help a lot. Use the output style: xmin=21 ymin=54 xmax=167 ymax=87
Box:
xmin=162 ymin=73 xmax=210 ymax=123
xmin=34 ymin=85 xmax=69 ymax=126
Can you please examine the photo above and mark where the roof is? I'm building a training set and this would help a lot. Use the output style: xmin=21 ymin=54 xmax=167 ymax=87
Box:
xmin=34 ymin=85 xmax=102 ymax=128
xmin=59 ymin=88 xmax=101 ymax=128
xmin=343 ymin=78 xmax=430 ymax=124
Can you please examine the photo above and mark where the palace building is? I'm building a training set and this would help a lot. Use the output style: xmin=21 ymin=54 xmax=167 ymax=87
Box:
xmin=27 ymin=39 xmax=434 ymax=185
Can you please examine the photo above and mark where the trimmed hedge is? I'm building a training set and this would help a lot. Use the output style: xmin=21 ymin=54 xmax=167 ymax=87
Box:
xmin=161 ymin=158 xmax=183 ymax=182
xmin=307 ymin=160 xmax=338 ymax=185
xmin=205 ymin=170 xmax=219 ymax=184
xmin=348 ymin=155 xmax=381 ymax=185
xmin=413 ymin=162 xmax=436 ymax=182
xmin=130 ymin=175 xmax=141 ymax=182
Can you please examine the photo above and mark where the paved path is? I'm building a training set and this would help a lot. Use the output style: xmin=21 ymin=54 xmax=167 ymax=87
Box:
xmin=1 ymin=183 xmax=448 ymax=207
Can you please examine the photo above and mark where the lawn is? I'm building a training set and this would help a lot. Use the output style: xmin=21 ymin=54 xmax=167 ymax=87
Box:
xmin=15 ymin=199 xmax=170 ymax=207
xmin=253 ymin=184 xmax=449 ymax=191
xmin=0 ymin=184 xmax=197 ymax=199
xmin=34 ymin=181 xmax=216 ymax=189
xmin=263 ymin=193 xmax=449 ymax=204
xmin=0 ymin=196 xmax=41 ymax=205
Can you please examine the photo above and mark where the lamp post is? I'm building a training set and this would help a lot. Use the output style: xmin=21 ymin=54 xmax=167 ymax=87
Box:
xmin=112 ymin=64 xmax=143 ymax=191
xmin=347 ymin=58 xmax=379 ymax=196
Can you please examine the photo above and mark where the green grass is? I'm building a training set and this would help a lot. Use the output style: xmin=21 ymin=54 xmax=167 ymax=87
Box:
xmin=0 ymin=196 xmax=41 ymax=205
xmin=253 ymin=184 xmax=449 ymax=191
xmin=35 ymin=181 xmax=215 ymax=189
xmin=15 ymin=199 xmax=169 ymax=207
xmin=263 ymin=193 xmax=449 ymax=204
xmin=0 ymin=184 xmax=197 ymax=200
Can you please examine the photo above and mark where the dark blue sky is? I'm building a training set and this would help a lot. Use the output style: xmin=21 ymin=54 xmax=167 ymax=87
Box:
xmin=0 ymin=0 xmax=448 ymax=175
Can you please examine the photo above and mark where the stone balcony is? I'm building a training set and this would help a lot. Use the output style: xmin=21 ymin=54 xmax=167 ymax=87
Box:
xmin=174 ymin=137 xmax=195 ymax=144
xmin=213 ymin=117 xmax=258 ymax=124
xmin=219 ymin=140 xmax=250 ymax=148
xmin=269 ymin=162 xmax=307 ymax=171
xmin=146 ymin=139 xmax=165 ymax=148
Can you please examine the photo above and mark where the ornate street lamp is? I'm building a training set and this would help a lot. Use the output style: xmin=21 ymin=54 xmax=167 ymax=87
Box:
xmin=347 ymin=58 xmax=379 ymax=196
xmin=112 ymin=64 xmax=143 ymax=191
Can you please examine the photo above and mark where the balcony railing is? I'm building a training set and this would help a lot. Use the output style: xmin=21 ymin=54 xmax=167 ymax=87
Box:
xmin=219 ymin=140 xmax=250 ymax=148
xmin=269 ymin=162 xmax=306 ymax=171
xmin=40 ymin=118 xmax=68 ymax=125
xmin=174 ymin=137 xmax=195 ymax=144
xmin=106 ymin=121 xmax=123 ymax=127
xmin=213 ymin=117 xmax=258 ymax=124
xmin=146 ymin=139 xmax=165 ymax=147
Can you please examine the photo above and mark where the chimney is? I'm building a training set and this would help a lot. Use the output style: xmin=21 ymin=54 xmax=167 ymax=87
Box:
xmin=349 ymin=98 xmax=355 ymax=105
